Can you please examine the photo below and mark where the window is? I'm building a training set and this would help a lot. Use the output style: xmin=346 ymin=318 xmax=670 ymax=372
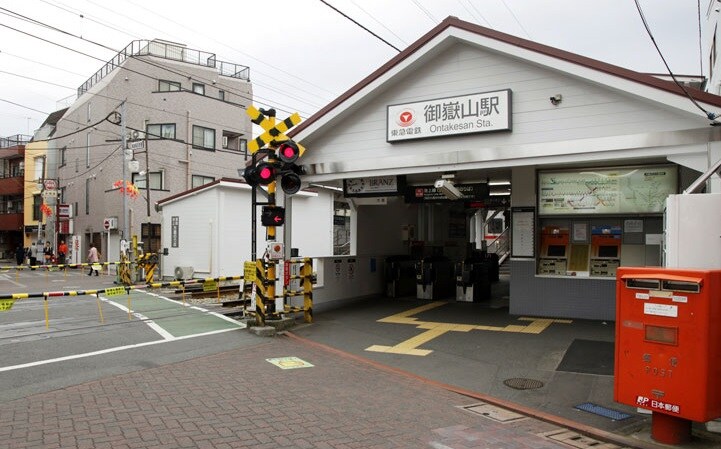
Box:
xmin=192 ymin=83 xmax=205 ymax=95
xmin=221 ymin=131 xmax=245 ymax=152
xmin=158 ymin=80 xmax=181 ymax=92
xmin=146 ymin=123 xmax=176 ymax=140
xmin=85 ymin=178 xmax=90 ymax=215
xmin=141 ymin=223 xmax=161 ymax=254
xmin=33 ymin=194 xmax=42 ymax=221
xmin=33 ymin=156 xmax=45 ymax=181
xmin=218 ymin=90 xmax=225 ymax=101
xmin=86 ymin=133 xmax=91 ymax=168
xmin=59 ymin=146 xmax=66 ymax=167
xmin=192 ymin=125 xmax=215 ymax=149
xmin=132 ymin=171 xmax=164 ymax=190
xmin=192 ymin=175 xmax=214 ymax=188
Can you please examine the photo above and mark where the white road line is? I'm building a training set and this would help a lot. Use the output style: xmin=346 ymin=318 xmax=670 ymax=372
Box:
xmin=141 ymin=290 xmax=243 ymax=325
xmin=99 ymin=295 xmax=175 ymax=341
xmin=0 ymin=328 xmax=240 ymax=373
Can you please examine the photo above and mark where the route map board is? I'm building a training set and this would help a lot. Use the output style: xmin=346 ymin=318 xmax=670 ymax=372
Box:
xmin=538 ymin=166 xmax=677 ymax=215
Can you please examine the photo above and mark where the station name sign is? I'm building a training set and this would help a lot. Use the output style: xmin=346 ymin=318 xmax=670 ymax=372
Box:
xmin=344 ymin=175 xmax=406 ymax=197
xmin=387 ymin=89 xmax=512 ymax=142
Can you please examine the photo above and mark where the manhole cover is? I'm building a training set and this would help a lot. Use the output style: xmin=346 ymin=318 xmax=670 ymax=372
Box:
xmin=503 ymin=378 xmax=544 ymax=390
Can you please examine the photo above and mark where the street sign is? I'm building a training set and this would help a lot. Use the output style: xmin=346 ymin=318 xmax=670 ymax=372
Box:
xmin=103 ymin=217 xmax=117 ymax=230
xmin=127 ymin=140 xmax=145 ymax=151
xmin=42 ymin=190 xmax=57 ymax=199
xmin=261 ymin=206 xmax=285 ymax=226
xmin=43 ymin=179 xmax=57 ymax=190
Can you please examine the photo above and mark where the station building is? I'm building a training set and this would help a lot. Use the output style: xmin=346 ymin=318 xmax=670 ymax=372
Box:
xmin=279 ymin=16 xmax=721 ymax=321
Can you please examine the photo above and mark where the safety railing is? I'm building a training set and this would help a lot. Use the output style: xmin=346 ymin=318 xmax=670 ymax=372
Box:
xmin=77 ymin=39 xmax=250 ymax=97
xmin=487 ymin=228 xmax=510 ymax=264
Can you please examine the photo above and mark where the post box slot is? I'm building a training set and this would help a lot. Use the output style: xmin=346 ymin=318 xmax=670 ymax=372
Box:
xmin=661 ymin=280 xmax=700 ymax=293
xmin=644 ymin=325 xmax=679 ymax=345
xmin=626 ymin=278 xmax=660 ymax=290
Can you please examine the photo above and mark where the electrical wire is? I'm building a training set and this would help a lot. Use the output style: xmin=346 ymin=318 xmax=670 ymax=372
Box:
xmin=410 ymin=0 xmax=438 ymax=24
xmin=634 ymin=0 xmax=718 ymax=120
xmin=499 ymin=0 xmax=532 ymax=39
xmin=318 ymin=0 xmax=401 ymax=52
xmin=0 ymin=8 xmax=314 ymax=117
xmin=697 ymin=0 xmax=704 ymax=76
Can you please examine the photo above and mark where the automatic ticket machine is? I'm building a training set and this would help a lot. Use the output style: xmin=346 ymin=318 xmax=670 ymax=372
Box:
xmin=455 ymin=253 xmax=491 ymax=302
xmin=538 ymin=226 xmax=569 ymax=275
xmin=615 ymin=267 xmax=721 ymax=444
xmin=590 ymin=226 xmax=621 ymax=277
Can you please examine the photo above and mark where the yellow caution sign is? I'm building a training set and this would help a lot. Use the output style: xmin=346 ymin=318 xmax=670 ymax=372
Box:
xmin=203 ymin=280 xmax=218 ymax=292
xmin=104 ymin=286 xmax=126 ymax=297
xmin=244 ymin=261 xmax=256 ymax=282
xmin=0 ymin=299 xmax=15 ymax=311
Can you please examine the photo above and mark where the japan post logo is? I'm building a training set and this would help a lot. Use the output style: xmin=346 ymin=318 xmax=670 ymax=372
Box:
xmin=396 ymin=109 xmax=416 ymax=127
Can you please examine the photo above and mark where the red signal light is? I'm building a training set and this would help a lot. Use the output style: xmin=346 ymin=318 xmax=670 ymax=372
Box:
xmin=244 ymin=161 xmax=276 ymax=186
xmin=277 ymin=141 xmax=299 ymax=164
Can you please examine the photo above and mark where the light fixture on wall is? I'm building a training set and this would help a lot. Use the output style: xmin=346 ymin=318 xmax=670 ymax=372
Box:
xmin=550 ymin=94 xmax=562 ymax=106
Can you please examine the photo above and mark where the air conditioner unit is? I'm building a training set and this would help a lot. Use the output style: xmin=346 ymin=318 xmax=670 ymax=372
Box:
xmin=174 ymin=266 xmax=194 ymax=280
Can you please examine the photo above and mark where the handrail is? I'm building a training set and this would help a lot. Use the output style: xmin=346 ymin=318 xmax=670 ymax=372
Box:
xmin=487 ymin=227 xmax=510 ymax=263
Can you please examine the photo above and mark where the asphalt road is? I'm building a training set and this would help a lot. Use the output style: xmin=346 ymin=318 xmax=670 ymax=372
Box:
xmin=0 ymin=267 xmax=249 ymax=403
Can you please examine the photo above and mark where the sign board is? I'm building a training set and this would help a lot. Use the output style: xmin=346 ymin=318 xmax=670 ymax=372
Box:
xmin=244 ymin=261 xmax=256 ymax=282
xmin=171 ymin=216 xmax=179 ymax=247
xmin=538 ymin=165 xmax=677 ymax=215
xmin=57 ymin=204 xmax=72 ymax=218
xmin=404 ymin=183 xmax=489 ymax=203
xmin=42 ymin=190 xmax=57 ymax=199
xmin=103 ymin=217 xmax=117 ymax=230
xmin=43 ymin=179 xmax=57 ymax=190
xmin=387 ymin=89 xmax=512 ymax=142
xmin=511 ymin=207 xmax=535 ymax=258
xmin=127 ymin=140 xmax=145 ymax=152
xmin=203 ymin=280 xmax=218 ymax=292
xmin=343 ymin=175 xmax=406 ymax=197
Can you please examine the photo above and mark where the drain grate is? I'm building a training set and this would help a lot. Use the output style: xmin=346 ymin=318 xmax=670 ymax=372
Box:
xmin=574 ymin=402 xmax=632 ymax=421
xmin=503 ymin=377 xmax=544 ymax=390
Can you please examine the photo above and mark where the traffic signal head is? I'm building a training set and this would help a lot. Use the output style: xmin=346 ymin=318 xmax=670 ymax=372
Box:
xmin=243 ymin=161 xmax=276 ymax=186
xmin=277 ymin=140 xmax=300 ymax=164
xmin=280 ymin=172 xmax=302 ymax=195
xmin=261 ymin=206 xmax=285 ymax=226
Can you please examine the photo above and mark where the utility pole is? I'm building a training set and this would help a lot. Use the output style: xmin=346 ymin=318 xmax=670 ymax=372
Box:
xmin=120 ymin=101 xmax=129 ymax=241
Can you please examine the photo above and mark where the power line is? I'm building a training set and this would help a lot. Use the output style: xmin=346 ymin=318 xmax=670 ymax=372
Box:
xmin=0 ymin=8 xmax=313 ymax=117
xmin=409 ymin=0 xmax=438 ymax=24
xmin=633 ymin=0 xmax=717 ymax=120
xmin=499 ymin=0 xmax=532 ymax=39
xmin=318 ymin=0 xmax=402 ymax=52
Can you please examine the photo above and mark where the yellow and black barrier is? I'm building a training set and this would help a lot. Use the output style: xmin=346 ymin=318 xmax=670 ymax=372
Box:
xmin=0 ymin=260 xmax=133 ymax=272
xmin=0 ymin=274 xmax=244 ymax=328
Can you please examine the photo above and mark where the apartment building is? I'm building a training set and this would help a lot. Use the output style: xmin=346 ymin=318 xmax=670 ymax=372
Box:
xmin=54 ymin=39 xmax=252 ymax=263
xmin=0 ymin=134 xmax=29 ymax=259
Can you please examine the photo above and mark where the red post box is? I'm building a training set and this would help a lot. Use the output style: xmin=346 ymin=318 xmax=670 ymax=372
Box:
xmin=615 ymin=267 xmax=721 ymax=444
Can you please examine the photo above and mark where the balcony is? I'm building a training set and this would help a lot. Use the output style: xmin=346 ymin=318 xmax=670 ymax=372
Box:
xmin=0 ymin=176 xmax=23 ymax=195
xmin=78 ymin=39 xmax=251 ymax=97
xmin=0 ymin=213 xmax=23 ymax=231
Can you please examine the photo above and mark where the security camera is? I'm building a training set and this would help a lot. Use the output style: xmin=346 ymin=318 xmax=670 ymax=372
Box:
xmin=434 ymin=179 xmax=463 ymax=200
xmin=550 ymin=94 xmax=562 ymax=106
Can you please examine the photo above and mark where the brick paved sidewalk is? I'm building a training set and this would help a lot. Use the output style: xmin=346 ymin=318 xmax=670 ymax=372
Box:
xmin=0 ymin=334 xmax=620 ymax=449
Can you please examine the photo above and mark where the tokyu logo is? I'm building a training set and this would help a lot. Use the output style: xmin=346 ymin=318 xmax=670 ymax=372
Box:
xmin=396 ymin=109 xmax=416 ymax=127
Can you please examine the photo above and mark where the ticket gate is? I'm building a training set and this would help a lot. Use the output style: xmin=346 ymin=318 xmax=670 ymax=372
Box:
xmin=384 ymin=255 xmax=417 ymax=298
xmin=416 ymin=256 xmax=454 ymax=300
xmin=455 ymin=259 xmax=491 ymax=302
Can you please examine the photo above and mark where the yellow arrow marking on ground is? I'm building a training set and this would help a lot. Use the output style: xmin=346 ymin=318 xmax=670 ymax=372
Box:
xmin=366 ymin=302 xmax=572 ymax=356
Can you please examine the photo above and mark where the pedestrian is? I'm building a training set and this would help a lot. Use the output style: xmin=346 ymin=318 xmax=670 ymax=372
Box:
xmin=15 ymin=246 xmax=24 ymax=267
xmin=87 ymin=243 xmax=100 ymax=276
xmin=29 ymin=241 xmax=38 ymax=269
xmin=43 ymin=242 xmax=54 ymax=266
xmin=57 ymin=240 xmax=68 ymax=265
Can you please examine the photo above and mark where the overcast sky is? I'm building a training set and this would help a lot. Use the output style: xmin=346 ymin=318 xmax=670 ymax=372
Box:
xmin=0 ymin=0 xmax=709 ymax=138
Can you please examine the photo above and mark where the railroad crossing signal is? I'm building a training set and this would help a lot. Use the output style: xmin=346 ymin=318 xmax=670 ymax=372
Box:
xmin=261 ymin=206 xmax=285 ymax=226
xmin=246 ymin=106 xmax=305 ymax=156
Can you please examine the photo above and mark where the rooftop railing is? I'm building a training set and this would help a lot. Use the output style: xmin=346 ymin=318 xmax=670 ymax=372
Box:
xmin=77 ymin=39 xmax=250 ymax=97
xmin=0 ymin=135 xmax=31 ymax=148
